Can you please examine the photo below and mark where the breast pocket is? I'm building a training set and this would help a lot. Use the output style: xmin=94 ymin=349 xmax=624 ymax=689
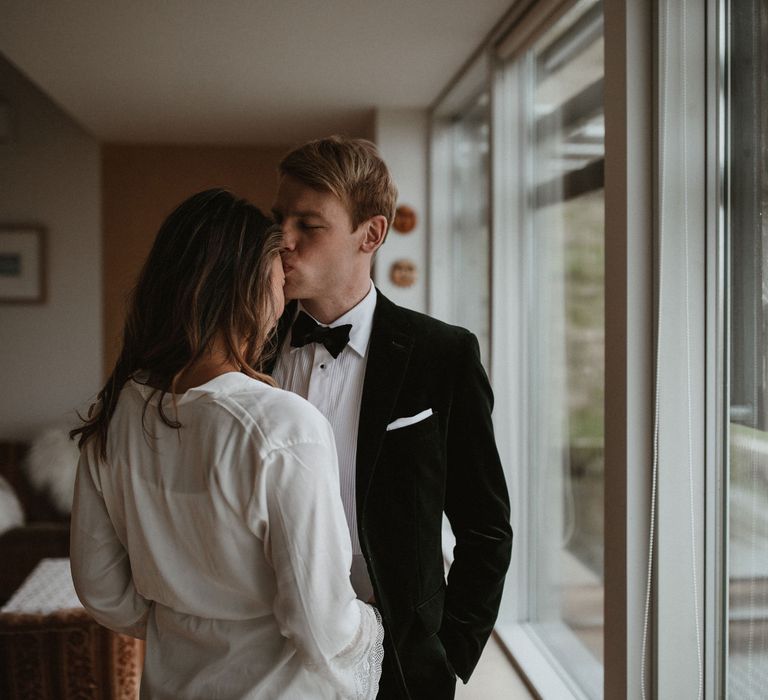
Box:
xmin=381 ymin=411 xmax=442 ymax=483
xmin=385 ymin=411 xmax=439 ymax=442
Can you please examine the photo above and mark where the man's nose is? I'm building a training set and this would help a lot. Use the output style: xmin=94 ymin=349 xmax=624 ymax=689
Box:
xmin=280 ymin=225 xmax=297 ymax=250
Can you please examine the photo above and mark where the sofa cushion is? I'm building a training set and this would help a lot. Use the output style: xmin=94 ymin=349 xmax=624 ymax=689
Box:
xmin=0 ymin=476 xmax=23 ymax=537
xmin=25 ymin=428 xmax=79 ymax=516
xmin=0 ymin=442 xmax=69 ymax=523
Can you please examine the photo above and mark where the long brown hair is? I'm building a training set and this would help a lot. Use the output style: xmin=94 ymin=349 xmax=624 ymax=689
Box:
xmin=71 ymin=188 xmax=282 ymax=459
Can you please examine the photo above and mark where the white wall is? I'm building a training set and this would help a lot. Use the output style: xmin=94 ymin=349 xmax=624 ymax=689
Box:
xmin=374 ymin=109 xmax=428 ymax=313
xmin=0 ymin=55 xmax=101 ymax=440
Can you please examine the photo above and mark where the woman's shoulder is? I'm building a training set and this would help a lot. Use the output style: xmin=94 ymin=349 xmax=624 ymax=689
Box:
xmin=214 ymin=375 xmax=333 ymax=450
xmin=226 ymin=378 xmax=322 ymax=424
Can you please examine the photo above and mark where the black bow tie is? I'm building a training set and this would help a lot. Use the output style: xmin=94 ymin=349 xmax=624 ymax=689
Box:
xmin=290 ymin=311 xmax=352 ymax=359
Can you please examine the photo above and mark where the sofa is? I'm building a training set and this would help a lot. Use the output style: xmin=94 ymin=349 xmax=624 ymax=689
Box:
xmin=0 ymin=441 xmax=70 ymax=605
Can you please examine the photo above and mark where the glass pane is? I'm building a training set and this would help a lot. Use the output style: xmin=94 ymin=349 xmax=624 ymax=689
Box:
xmin=449 ymin=93 xmax=491 ymax=366
xmin=521 ymin=0 xmax=604 ymax=693
xmin=727 ymin=1 xmax=768 ymax=696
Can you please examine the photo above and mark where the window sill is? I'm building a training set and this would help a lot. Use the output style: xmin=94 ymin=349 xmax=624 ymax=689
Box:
xmin=495 ymin=622 xmax=600 ymax=700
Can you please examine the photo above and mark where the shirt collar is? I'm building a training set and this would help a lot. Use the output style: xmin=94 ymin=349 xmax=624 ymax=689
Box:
xmin=295 ymin=280 xmax=377 ymax=358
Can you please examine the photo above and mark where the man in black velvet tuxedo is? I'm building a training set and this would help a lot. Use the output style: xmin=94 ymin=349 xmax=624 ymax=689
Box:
xmin=270 ymin=136 xmax=512 ymax=699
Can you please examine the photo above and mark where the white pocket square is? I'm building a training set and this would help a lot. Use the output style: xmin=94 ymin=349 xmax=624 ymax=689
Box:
xmin=386 ymin=408 xmax=434 ymax=432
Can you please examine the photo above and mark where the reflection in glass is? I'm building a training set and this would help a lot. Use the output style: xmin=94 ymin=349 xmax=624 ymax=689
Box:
xmin=727 ymin=1 xmax=768 ymax=696
xmin=449 ymin=92 xmax=491 ymax=366
xmin=520 ymin=0 xmax=604 ymax=694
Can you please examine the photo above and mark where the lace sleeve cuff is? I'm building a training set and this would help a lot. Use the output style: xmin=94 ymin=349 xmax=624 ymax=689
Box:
xmin=354 ymin=603 xmax=385 ymax=700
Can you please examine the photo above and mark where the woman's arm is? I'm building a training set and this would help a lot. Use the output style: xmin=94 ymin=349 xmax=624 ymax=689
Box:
xmin=70 ymin=445 xmax=150 ymax=639
xmin=256 ymin=439 xmax=384 ymax=700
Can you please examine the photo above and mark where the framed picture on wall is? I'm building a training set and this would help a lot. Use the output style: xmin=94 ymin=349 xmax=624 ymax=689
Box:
xmin=0 ymin=226 xmax=46 ymax=303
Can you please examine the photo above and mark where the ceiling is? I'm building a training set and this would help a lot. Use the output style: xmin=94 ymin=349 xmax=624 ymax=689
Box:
xmin=0 ymin=0 xmax=512 ymax=145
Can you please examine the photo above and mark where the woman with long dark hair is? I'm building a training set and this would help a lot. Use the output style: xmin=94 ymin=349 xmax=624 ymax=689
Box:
xmin=70 ymin=189 xmax=383 ymax=699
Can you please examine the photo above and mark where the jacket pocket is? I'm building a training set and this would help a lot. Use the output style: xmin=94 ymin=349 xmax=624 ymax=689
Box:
xmin=415 ymin=582 xmax=446 ymax=637
xmin=385 ymin=410 xmax=439 ymax=442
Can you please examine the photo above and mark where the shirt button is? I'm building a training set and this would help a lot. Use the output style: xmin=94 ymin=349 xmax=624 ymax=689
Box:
xmin=320 ymin=363 xmax=326 ymax=370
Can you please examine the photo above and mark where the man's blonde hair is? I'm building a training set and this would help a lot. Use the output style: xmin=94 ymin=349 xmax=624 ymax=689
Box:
xmin=279 ymin=135 xmax=398 ymax=232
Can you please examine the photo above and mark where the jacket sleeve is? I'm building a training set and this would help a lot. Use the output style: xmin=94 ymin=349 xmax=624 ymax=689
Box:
xmin=70 ymin=444 xmax=150 ymax=639
xmin=440 ymin=330 xmax=513 ymax=682
xmin=258 ymin=438 xmax=384 ymax=699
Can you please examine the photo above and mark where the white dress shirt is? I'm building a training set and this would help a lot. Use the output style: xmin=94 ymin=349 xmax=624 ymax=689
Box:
xmin=273 ymin=281 xmax=376 ymax=601
xmin=70 ymin=372 xmax=383 ymax=699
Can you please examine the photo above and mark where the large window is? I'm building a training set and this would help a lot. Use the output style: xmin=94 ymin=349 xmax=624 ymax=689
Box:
xmin=431 ymin=1 xmax=605 ymax=697
xmin=509 ymin=2 xmax=605 ymax=695
xmin=430 ymin=0 xmax=768 ymax=696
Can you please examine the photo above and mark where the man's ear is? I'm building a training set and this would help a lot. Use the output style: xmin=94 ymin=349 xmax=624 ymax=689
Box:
xmin=359 ymin=215 xmax=388 ymax=254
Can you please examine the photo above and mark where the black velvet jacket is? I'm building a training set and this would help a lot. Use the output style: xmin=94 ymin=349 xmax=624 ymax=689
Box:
xmin=274 ymin=291 xmax=513 ymax=700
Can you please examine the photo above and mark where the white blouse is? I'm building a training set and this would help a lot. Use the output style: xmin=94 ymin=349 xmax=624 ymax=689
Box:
xmin=70 ymin=372 xmax=383 ymax=700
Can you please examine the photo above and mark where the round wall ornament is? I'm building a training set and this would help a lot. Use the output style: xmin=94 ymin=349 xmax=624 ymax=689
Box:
xmin=389 ymin=259 xmax=417 ymax=288
xmin=393 ymin=204 xmax=417 ymax=234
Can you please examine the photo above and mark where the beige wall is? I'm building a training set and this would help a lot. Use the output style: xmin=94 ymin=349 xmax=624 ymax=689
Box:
xmin=0 ymin=55 xmax=101 ymax=440
xmin=102 ymin=144 xmax=287 ymax=374
xmin=374 ymin=109 xmax=428 ymax=313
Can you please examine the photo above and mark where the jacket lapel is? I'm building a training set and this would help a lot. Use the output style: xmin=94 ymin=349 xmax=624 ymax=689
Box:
xmin=356 ymin=292 xmax=414 ymax=514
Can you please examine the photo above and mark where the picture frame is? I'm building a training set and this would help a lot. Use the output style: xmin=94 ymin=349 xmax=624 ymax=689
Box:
xmin=0 ymin=226 xmax=46 ymax=303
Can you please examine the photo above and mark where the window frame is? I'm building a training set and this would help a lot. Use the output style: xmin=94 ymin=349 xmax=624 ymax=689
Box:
xmin=706 ymin=0 xmax=727 ymax=697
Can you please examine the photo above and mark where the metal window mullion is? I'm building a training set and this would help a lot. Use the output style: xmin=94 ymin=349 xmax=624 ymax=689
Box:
xmin=705 ymin=0 xmax=729 ymax=697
